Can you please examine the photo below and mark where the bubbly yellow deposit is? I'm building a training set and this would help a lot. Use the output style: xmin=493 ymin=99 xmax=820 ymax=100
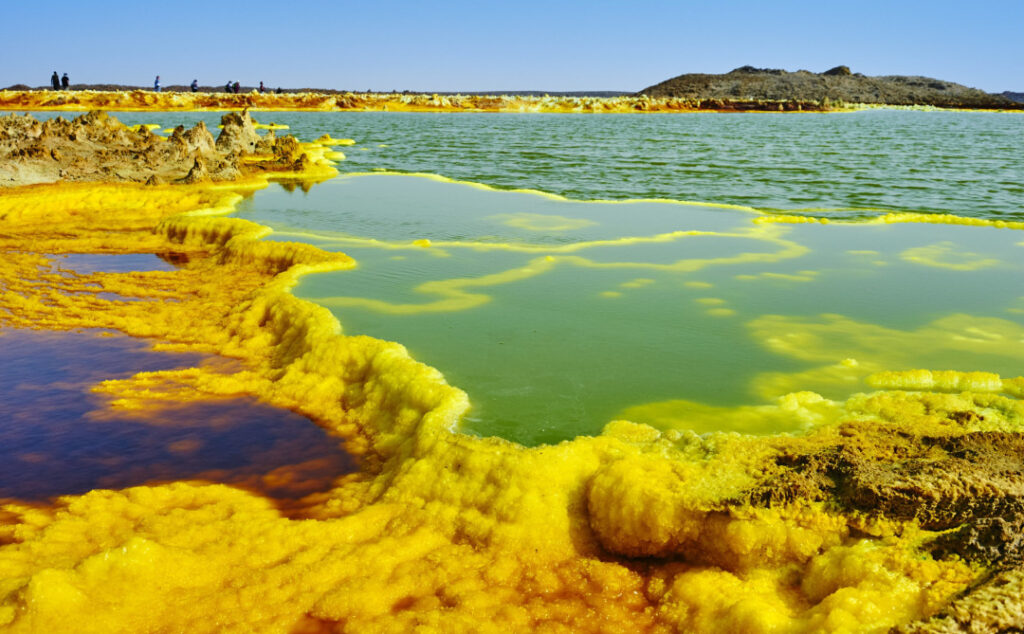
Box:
xmin=2 ymin=172 xmax=1021 ymax=631
xmin=748 ymin=313 xmax=1024 ymax=400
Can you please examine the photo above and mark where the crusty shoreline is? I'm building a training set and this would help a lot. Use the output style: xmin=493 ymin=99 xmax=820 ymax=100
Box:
xmin=0 ymin=88 xmax=840 ymax=112
xmin=6 ymin=88 xmax=1021 ymax=114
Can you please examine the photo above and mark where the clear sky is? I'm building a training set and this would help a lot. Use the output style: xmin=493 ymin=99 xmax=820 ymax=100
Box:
xmin=5 ymin=0 xmax=1021 ymax=93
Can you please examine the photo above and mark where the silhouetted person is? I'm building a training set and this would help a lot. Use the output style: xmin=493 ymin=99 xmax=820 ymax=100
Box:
xmin=154 ymin=75 xmax=161 ymax=92
xmin=190 ymin=79 xmax=198 ymax=93
xmin=51 ymin=72 xmax=60 ymax=90
xmin=61 ymin=73 xmax=69 ymax=90
xmin=276 ymin=87 xmax=282 ymax=94
xmin=225 ymin=81 xmax=232 ymax=93
xmin=259 ymin=81 xmax=265 ymax=93
xmin=232 ymin=81 xmax=240 ymax=94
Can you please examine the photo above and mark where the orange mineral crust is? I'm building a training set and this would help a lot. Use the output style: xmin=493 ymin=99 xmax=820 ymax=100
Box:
xmin=2 ymin=122 xmax=1024 ymax=633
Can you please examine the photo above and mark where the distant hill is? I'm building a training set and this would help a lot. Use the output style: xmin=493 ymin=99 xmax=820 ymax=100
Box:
xmin=1002 ymin=91 xmax=1024 ymax=103
xmin=638 ymin=66 xmax=1019 ymax=109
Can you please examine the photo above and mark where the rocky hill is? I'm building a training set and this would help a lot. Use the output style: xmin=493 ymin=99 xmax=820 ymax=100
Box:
xmin=638 ymin=66 xmax=1019 ymax=109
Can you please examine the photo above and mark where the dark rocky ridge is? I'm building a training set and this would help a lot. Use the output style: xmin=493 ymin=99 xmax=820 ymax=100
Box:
xmin=638 ymin=66 xmax=1020 ymax=109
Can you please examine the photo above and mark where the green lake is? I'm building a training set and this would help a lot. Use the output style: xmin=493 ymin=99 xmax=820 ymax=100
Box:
xmin=34 ymin=110 xmax=1021 ymax=445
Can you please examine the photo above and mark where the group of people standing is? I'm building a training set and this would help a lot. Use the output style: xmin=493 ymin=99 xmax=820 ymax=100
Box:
xmin=47 ymin=73 xmax=278 ymax=94
xmin=222 ymin=81 xmax=273 ymax=94
xmin=154 ymin=77 xmax=207 ymax=93
xmin=50 ymin=72 xmax=69 ymax=90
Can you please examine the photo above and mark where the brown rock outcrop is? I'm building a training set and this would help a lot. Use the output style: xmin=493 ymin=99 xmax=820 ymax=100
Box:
xmin=0 ymin=109 xmax=325 ymax=187
xmin=901 ymin=568 xmax=1024 ymax=632
xmin=215 ymin=110 xmax=262 ymax=154
xmin=744 ymin=420 xmax=1024 ymax=568
xmin=181 ymin=154 xmax=210 ymax=184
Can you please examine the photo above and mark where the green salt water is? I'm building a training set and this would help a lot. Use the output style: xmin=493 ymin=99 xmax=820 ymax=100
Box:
xmin=236 ymin=169 xmax=1024 ymax=445
xmin=36 ymin=109 xmax=1019 ymax=445
xmin=34 ymin=109 xmax=1024 ymax=218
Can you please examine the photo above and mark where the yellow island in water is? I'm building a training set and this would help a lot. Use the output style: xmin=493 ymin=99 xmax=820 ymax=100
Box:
xmin=1 ymin=108 xmax=1023 ymax=633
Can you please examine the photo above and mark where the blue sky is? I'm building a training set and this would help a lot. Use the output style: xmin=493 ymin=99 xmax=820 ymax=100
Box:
xmin=6 ymin=0 xmax=1021 ymax=92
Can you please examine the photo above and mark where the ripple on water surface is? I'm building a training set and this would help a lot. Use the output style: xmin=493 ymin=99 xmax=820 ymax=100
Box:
xmin=0 ymin=329 xmax=356 ymax=501
xmin=30 ymin=109 xmax=1024 ymax=218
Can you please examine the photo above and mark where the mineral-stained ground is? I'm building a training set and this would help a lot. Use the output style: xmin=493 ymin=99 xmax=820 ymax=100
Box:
xmin=0 ymin=110 xmax=1023 ymax=632
xmin=0 ymin=88 xmax=889 ymax=116
xmin=2 ymin=84 xmax=1021 ymax=114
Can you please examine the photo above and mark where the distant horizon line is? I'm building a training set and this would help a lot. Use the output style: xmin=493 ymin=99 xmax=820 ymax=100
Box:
xmin=8 ymin=85 xmax=1023 ymax=96
xmin=4 ymin=84 xmax=639 ymax=96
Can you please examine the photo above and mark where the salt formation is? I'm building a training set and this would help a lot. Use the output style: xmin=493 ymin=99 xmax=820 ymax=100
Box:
xmin=0 ymin=109 xmax=338 ymax=187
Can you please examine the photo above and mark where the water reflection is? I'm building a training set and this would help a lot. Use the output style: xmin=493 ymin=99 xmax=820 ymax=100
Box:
xmin=49 ymin=253 xmax=181 ymax=274
xmin=0 ymin=329 xmax=356 ymax=501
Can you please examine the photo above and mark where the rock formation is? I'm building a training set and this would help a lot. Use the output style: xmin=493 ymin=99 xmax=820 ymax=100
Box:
xmin=0 ymin=109 xmax=322 ymax=187
xmin=638 ymin=66 xmax=1019 ymax=109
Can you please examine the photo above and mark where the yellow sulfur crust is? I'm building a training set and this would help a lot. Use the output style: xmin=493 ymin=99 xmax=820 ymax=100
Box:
xmin=2 ymin=169 xmax=1022 ymax=632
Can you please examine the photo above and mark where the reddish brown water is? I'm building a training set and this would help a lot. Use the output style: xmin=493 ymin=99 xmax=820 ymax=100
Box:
xmin=0 ymin=328 xmax=356 ymax=501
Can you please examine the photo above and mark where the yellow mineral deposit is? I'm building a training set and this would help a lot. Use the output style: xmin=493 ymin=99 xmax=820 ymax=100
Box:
xmin=490 ymin=212 xmax=598 ymax=232
xmin=2 ymin=124 xmax=1024 ymax=632
xmin=735 ymin=270 xmax=819 ymax=282
xmin=748 ymin=313 xmax=1024 ymax=400
xmin=619 ymin=278 xmax=655 ymax=289
xmin=900 ymin=241 xmax=1002 ymax=270
xmin=0 ymin=89 xmax=857 ymax=114
xmin=315 ymin=135 xmax=355 ymax=146
xmin=618 ymin=391 xmax=842 ymax=435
